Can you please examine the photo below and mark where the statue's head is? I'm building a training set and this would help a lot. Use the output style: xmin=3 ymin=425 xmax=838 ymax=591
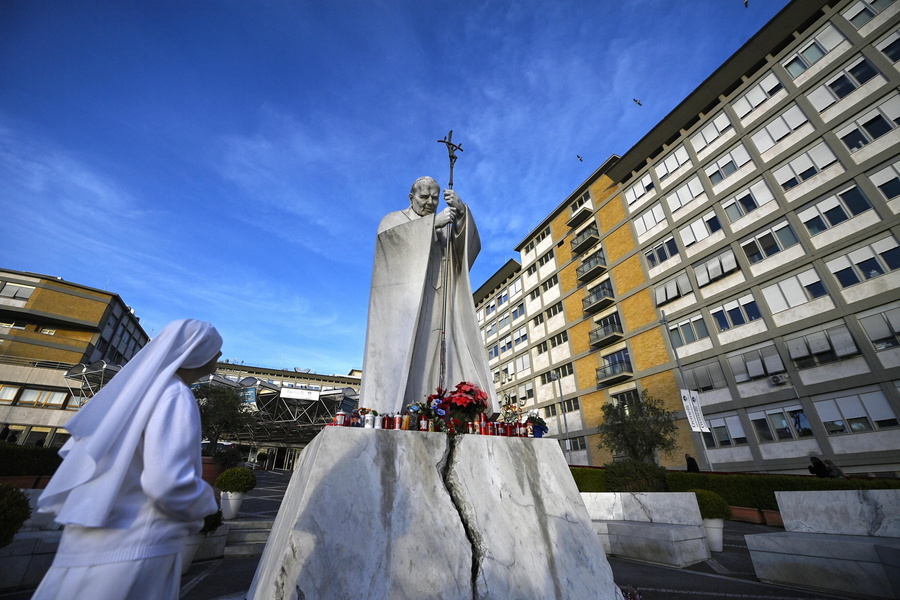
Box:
xmin=408 ymin=176 xmax=440 ymax=217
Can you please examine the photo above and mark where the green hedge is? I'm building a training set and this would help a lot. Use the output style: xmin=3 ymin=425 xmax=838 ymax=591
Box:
xmin=0 ymin=445 xmax=62 ymax=477
xmin=570 ymin=466 xmax=900 ymax=511
xmin=570 ymin=467 xmax=606 ymax=492
xmin=667 ymin=471 xmax=900 ymax=510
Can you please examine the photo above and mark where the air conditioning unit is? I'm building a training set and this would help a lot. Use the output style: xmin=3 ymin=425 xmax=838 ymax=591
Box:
xmin=770 ymin=374 xmax=789 ymax=385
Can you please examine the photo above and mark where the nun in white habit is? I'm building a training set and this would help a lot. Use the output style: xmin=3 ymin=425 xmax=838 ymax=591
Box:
xmin=33 ymin=319 xmax=222 ymax=600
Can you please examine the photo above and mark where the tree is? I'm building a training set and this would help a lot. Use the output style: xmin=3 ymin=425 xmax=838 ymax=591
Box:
xmin=596 ymin=389 xmax=678 ymax=464
xmin=193 ymin=384 xmax=255 ymax=455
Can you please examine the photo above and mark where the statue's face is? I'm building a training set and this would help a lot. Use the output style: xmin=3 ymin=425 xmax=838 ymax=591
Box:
xmin=409 ymin=181 xmax=440 ymax=216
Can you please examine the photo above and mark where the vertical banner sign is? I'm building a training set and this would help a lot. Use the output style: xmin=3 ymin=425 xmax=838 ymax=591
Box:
xmin=680 ymin=389 xmax=710 ymax=432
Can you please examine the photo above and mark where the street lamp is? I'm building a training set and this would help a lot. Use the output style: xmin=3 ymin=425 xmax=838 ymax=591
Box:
xmin=549 ymin=370 xmax=572 ymax=464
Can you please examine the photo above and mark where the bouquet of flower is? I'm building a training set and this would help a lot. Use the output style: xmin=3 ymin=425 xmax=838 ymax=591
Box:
xmin=526 ymin=410 xmax=547 ymax=428
xmin=422 ymin=381 xmax=489 ymax=433
xmin=499 ymin=403 xmax=522 ymax=424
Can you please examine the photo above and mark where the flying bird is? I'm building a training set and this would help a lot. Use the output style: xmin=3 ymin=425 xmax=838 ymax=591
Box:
xmin=577 ymin=155 xmax=583 ymax=162
xmin=633 ymin=98 xmax=642 ymax=106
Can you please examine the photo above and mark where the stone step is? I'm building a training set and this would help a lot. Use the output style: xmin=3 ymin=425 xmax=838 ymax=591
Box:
xmin=223 ymin=520 xmax=272 ymax=557
xmin=224 ymin=542 xmax=268 ymax=558
xmin=227 ymin=528 xmax=271 ymax=543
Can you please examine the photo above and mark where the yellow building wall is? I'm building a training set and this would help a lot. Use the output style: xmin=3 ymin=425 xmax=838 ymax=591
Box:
xmin=637 ymin=370 xmax=696 ymax=469
xmin=29 ymin=286 xmax=109 ymax=325
xmin=630 ymin=328 xmax=669 ymax=372
xmin=597 ymin=192 xmax=626 ymax=234
xmin=610 ymin=254 xmax=644 ymax=296
xmin=568 ymin=317 xmax=594 ymax=356
xmin=619 ymin=288 xmax=656 ymax=332
xmin=589 ymin=177 xmax=619 ymax=209
xmin=559 ymin=261 xmax=578 ymax=295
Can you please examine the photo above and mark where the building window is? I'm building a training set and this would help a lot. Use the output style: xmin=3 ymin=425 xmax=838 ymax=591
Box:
xmin=722 ymin=179 xmax=776 ymax=223
xmin=786 ymin=324 xmax=860 ymax=368
xmin=740 ymin=221 xmax=800 ymax=264
xmin=826 ymin=235 xmax=900 ymax=287
xmin=485 ymin=321 xmax=498 ymax=337
xmin=541 ymin=365 xmax=572 ymax=385
xmin=645 ymin=236 xmax=680 ymax=269
xmin=624 ymin=173 xmax=655 ymax=205
xmin=524 ymin=227 xmax=551 ymax=254
xmin=683 ymin=360 xmax=727 ymax=391
xmin=782 ymin=23 xmax=845 ymax=78
xmin=711 ymin=294 xmax=762 ymax=332
xmin=666 ymin=175 xmax=705 ymax=213
xmin=497 ymin=291 xmax=509 ymax=307
xmin=876 ymin=29 xmax=900 ymax=62
xmin=705 ymin=144 xmax=752 ymax=186
xmin=488 ymin=344 xmax=499 ymax=359
xmin=751 ymin=105 xmax=809 ymax=154
xmin=549 ymin=331 xmax=568 ymax=348
xmin=680 ymin=210 xmax=722 ymax=247
xmin=761 ymin=268 xmax=829 ymax=313
xmin=545 ymin=403 xmax=558 ymax=418
xmin=859 ymin=307 xmax=900 ymax=350
xmin=519 ymin=381 xmax=534 ymax=400
xmin=529 ymin=288 xmax=540 ymax=301
xmin=655 ymin=272 xmax=692 ymax=306
xmin=807 ymin=56 xmax=881 ymax=113
xmin=611 ymin=389 xmax=639 ymax=411
xmin=843 ymin=0 xmax=896 ymax=29
xmin=536 ymin=341 xmax=548 ymax=355
xmin=655 ymin=144 xmax=691 ymax=181
xmin=703 ymin=415 xmax=749 ymax=448
xmin=837 ymin=94 xmax=900 ymax=153
xmin=498 ymin=312 xmax=511 ymax=330
xmin=799 ymin=184 xmax=873 ymax=237
xmin=0 ymin=282 xmax=35 ymax=300
xmin=571 ymin=191 xmax=591 ymax=212
xmin=0 ymin=384 xmax=21 ymax=405
xmin=541 ymin=275 xmax=559 ymax=293
xmin=500 ymin=336 xmax=513 ymax=354
xmin=514 ymin=326 xmax=527 ymax=346
xmin=512 ymin=303 xmax=525 ymax=320
xmin=532 ymin=313 xmax=544 ymax=326
xmin=568 ymin=436 xmax=587 ymax=451
xmin=635 ymin=202 xmax=667 ymax=236
xmin=515 ymin=352 xmax=531 ymax=371
xmin=869 ymin=159 xmax=900 ymax=201
xmin=545 ymin=302 xmax=564 ymax=318
xmin=509 ymin=278 xmax=522 ymax=296
xmin=773 ymin=142 xmax=838 ymax=191
xmin=485 ymin=301 xmax=497 ymax=316
xmin=814 ymin=390 xmax=899 ymax=434
xmin=562 ymin=397 xmax=580 ymax=412
xmin=750 ymin=406 xmax=814 ymax=442
xmin=729 ymin=345 xmax=785 ymax=382
xmin=694 ymin=248 xmax=739 ymax=287
xmin=16 ymin=389 xmax=68 ymax=408
xmin=690 ymin=111 xmax=733 ymax=153
xmin=668 ymin=314 xmax=710 ymax=348
xmin=0 ymin=321 xmax=27 ymax=330
xmin=733 ymin=71 xmax=783 ymax=120
xmin=537 ymin=250 xmax=554 ymax=268
xmin=527 ymin=264 xmax=537 ymax=276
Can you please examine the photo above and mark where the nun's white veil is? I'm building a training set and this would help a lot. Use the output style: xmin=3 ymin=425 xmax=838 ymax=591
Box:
xmin=38 ymin=319 xmax=222 ymax=527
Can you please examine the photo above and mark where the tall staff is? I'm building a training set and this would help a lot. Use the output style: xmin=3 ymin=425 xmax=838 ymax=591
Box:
xmin=436 ymin=131 xmax=463 ymax=392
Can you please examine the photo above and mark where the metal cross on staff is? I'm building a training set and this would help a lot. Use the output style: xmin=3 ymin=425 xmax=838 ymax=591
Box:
xmin=437 ymin=130 xmax=463 ymax=190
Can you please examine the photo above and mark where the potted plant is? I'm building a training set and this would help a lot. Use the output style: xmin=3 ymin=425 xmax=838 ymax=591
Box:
xmin=0 ymin=483 xmax=32 ymax=547
xmin=526 ymin=411 xmax=548 ymax=438
xmin=256 ymin=451 xmax=269 ymax=470
xmin=690 ymin=489 xmax=732 ymax=552
xmin=215 ymin=467 xmax=256 ymax=520
xmin=195 ymin=384 xmax=256 ymax=485
xmin=181 ymin=510 xmax=224 ymax=574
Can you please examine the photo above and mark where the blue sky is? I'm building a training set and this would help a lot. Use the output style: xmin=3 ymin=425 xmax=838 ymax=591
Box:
xmin=1 ymin=0 xmax=790 ymax=375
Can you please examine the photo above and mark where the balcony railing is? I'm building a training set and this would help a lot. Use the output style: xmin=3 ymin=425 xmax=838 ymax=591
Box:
xmin=576 ymin=250 xmax=607 ymax=281
xmin=589 ymin=322 xmax=624 ymax=348
xmin=566 ymin=203 xmax=593 ymax=228
xmin=582 ymin=286 xmax=615 ymax=313
xmin=596 ymin=360 xmax=634 ymax=387
xmin=571 ymin=225 xmax=599 ymax=254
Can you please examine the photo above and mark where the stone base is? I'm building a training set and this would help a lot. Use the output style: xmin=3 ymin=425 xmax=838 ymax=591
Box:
xmin=596 ymin=521 xmax=709 ymax=567
xmin=747 ymin=531 xmax=900 ymax=599
xmin=247 ymin=428 xmax=623 ymax=600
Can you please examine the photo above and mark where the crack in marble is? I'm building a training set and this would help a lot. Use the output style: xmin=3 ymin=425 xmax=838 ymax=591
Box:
xmin=442 ymin=435 xmax=482 ymax=600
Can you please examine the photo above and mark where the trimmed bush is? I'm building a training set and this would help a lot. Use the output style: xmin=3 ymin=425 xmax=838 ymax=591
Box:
xmin=668 ymin=471 xmax=900 ymax=511
xmin=0 ymin=445 xmax=62 ymax=477
xmin=0 ymin=483 xmax=32 ymax=547
xmin=570 ymin=467 xmax=606 ymax=492
xmin=214 ymin=467 xmax=256 ymax=493
xmin=604 ymin=459 xmax=668 ymax=492
xmin=690 ymin=489 xmax=732 ymax=520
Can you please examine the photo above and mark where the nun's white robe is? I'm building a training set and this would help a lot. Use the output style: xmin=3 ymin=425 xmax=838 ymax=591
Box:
xmin=32 ymin=378 xmax=217 ymax=600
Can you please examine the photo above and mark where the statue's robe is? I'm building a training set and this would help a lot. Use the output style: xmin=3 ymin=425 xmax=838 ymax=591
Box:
xmin=359 ymin=205 xmax=498 ymax=415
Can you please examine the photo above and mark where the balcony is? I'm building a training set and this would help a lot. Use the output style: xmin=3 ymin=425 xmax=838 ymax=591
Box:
xmin=566 ymin=203 xmax=593 ymax=228
xmin=571 ymin=225 xmax=599 ymax=254
xmin=576 ymin=250 xmax=607 ymax=281
xmin=596 ymin=360 xmax=634 ymax=387
xmin=589 ymin=322 xmax=624 ymax=348
xmin=582 ymin=286 xmax=614 ymax=313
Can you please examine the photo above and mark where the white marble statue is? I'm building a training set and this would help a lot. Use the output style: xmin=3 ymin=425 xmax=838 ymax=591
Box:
xmin=359 ymin=176 xmax=498 ymax=415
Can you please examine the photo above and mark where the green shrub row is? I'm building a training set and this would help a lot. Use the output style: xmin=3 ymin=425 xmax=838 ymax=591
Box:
xmin=571 ymin=466 xmax=900 ymax=511
xmin=0 ymin=445 xmax=62 ymax=477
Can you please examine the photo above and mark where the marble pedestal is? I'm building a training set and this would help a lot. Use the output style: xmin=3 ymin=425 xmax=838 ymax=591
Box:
xmin=747 ymin=490 xmax=900 ymax=599
xmin=247 ymin=427 xmax=623 ymax=600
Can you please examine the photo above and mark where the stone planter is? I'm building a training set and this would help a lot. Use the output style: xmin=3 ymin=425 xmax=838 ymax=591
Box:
xmin=195 ymin=525 xmax=230 ymax=562
xmin=180 ymin=534 xmax=204 ymax=574
xmin=221 ymin=491 xmax=246 ymax=520
xmin=201 ymin=456 xmax=225 ymax=487
xmin=729 ymin=505 xmax=764 ymax=524
xmin=761 ymin=509 xmax=783 ymax=528
xmin=703 ymin=518 xmax=724 ymax=552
